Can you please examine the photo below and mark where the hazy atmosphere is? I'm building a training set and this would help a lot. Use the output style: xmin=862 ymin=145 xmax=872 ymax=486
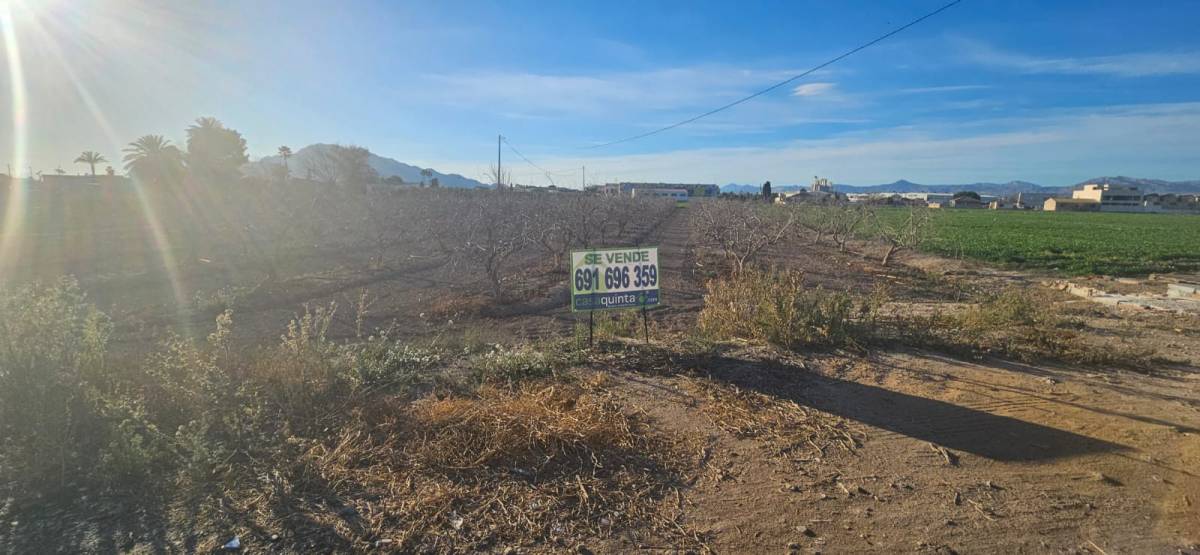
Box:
xmin=3 ymin=2 xmax=1200 ymax=553
xmin=5 ymin=0 xmax=1200 ymax=185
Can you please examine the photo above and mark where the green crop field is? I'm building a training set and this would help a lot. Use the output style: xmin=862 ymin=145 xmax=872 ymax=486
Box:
xmin=873 ymin=208 xmax=1200 ymax=276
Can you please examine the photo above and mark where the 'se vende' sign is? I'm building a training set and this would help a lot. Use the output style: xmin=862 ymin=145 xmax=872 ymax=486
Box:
xmin=570 ymin=246 xmax=660 ymax=311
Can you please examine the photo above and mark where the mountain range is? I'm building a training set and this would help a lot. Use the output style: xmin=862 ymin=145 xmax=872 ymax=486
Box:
xmin=721 ymin=176 xmax=1200 ymax=196
xmin=246 ymin=144 xmax=486 ymax=189
xmin=245 ymin=147 xmax=1199 ymax=196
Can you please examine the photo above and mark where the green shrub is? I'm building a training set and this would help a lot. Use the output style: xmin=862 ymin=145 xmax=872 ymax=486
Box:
xmin=470 ymin=342 xmax=584 ymax=387
xmin=349 ymin=335 xmax=444 ymax=391
xmin=96 ymin=403 xmax=174 ymax=486
xmin=0 ymin=278 xmax=111 ymax=488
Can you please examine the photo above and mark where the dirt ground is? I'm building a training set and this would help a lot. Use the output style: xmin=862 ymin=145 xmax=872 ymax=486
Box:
xmin=5 ymin=204 xmax=1200 ymax=553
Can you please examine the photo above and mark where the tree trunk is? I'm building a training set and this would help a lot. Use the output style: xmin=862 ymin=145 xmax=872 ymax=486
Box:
xmin=881 ymin=244 xmax=899 ymax=267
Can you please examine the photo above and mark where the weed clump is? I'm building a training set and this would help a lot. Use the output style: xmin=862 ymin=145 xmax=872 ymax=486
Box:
xmin=697 ymin=268 xmax=884 ymax=350
xmin=469 ymin=341 xmax=586 ymax=387
xmin=897 ymin=287 xmax=1158 ymax=370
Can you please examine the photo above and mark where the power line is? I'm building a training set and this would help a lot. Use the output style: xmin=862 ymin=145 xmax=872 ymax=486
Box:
xmin=502 ymin=135 xmax=570 ymax=186
xmin=582 ymin=0 xmax=962 ymax=149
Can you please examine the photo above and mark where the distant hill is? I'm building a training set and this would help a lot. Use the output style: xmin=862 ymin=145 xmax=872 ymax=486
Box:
xmin=721 ymin=177 xmax=1200 ymax=196
xmin=832 ymin=179 xmax=1063 ymax=196
xmin=246 ymin=144 xmax=485 ymax=189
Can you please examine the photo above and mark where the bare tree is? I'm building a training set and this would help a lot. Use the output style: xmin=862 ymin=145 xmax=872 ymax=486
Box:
xmin=484 ymin=163 xmax=510 ymax=190
xmin=794 ymin=204 xmax=837 ymax=245
xmin=827 ymin=204 xmax=874 ymax=253
xmin=426 ymin=191 xmax=532 ymax=299
xmin=691 ymin=199 xmax=795 ymax=273
xmin=303 ymin=144 xmax=378 ymax=189
xmin=875 ymin=205 xmax=935 ymax=266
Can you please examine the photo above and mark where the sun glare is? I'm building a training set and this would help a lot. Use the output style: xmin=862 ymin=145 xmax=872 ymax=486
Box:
xmin=0 ymin=2 xmax=29 ymax=277
xmin=1 ymin=0 xmax=189 ymax=326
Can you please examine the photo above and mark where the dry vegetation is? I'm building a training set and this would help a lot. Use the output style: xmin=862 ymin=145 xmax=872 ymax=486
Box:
xmin=2 ymin=191 xmax=1192 ymax=552
xmin=0 ymin=282 xmax=703 ymax=552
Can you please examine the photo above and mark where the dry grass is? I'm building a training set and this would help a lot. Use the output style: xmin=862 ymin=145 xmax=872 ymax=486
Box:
xmin=216 ymin=383 xmax=703 ymax=553
xmin=893 ymin=287 xmax=1160 ymax=371
xmin=697 ymin=268 xmax=884 ymax=350
xmin=683 ymin=377 xmax=864 ymax=461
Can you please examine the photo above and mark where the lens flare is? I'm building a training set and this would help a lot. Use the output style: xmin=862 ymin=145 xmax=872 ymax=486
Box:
xmin=1 ymin=1 xmax=190 ymax=335
xmin=0 ymin=4 xmax=29 ymax=280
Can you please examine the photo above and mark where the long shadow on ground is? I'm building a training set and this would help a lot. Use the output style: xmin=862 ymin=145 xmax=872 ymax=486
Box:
xmin=696 ymin=353 xmax=1128 ymax=462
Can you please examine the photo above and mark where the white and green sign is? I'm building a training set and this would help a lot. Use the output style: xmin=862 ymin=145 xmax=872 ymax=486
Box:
xmin=570 ymin=246 xmax=660 ymax=312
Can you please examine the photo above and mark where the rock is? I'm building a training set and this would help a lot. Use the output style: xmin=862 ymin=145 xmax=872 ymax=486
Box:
xmin=787 ymin=541 xmax=802 ymax=550
xmin=269 ymin=534 xmax=280 ymax=542
xmin=797 ymin=526 xmax=816 ymax=537
xmin=575 ymin=545 xmax=594 ymax=555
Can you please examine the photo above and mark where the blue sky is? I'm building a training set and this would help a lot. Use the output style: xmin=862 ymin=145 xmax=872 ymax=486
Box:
xmin=3 ymin=0 xmax=1200 ymax=186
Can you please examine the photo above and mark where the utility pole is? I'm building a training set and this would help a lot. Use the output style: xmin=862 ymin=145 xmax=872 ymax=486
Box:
xmin=496 ymin=134 xmax=502 ymax=190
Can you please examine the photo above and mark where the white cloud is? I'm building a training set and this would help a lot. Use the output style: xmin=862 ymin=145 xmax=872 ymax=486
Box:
xmin=961 ymin=40 xmax=1200 ymax=77
xmin=791 ymin=82 xmax=836 ymax=97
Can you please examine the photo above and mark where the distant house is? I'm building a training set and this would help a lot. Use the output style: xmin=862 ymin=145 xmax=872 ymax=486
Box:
xmin=631 ymin=188 xmax=688 ymax=202
xmin=948 ymin=196 xmax=983 ymax=209
xmin=602 ymin=182 xmax=719 ymax=198
xmin=810 ymin=176 xmax=835 ymax=193
xmin=1071 ymin=183 xmax=1143 ymax=212
xmin=1014 ymin=191 xmax=1051 ymax=210
xmin=1142 ymin=193 xmax=1200 ymax=213
xmin=1044 ymin=197 xmax=1100 ymax=212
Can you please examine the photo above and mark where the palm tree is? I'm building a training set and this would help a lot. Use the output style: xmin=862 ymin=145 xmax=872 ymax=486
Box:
xmin=277 ymin=145 xmax=293 ymax=178
xmin=186 ymin=116 xmax=247 ymax=185
xmin=74 ymin=151 xmax=107 ymax=176
xmin=123 ymin=135 xmax=185 ymax=186
xmin=191 ymin=116 xmax=223 ymax=131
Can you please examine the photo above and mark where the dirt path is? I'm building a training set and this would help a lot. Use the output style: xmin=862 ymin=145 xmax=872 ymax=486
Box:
xmin=601 ymin=345 xmax=1200 ymax=553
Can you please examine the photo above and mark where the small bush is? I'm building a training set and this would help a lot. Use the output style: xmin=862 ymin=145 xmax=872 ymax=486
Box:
xmin=348 ymin=335 xmax=443 ymax=391
xmin=470 ymin=342 xmax=585 ymax=387
xmin=0 ymin=278 xmax=111 ymax=488
xmin=698 ymin=268 xmax=883 ymax=349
